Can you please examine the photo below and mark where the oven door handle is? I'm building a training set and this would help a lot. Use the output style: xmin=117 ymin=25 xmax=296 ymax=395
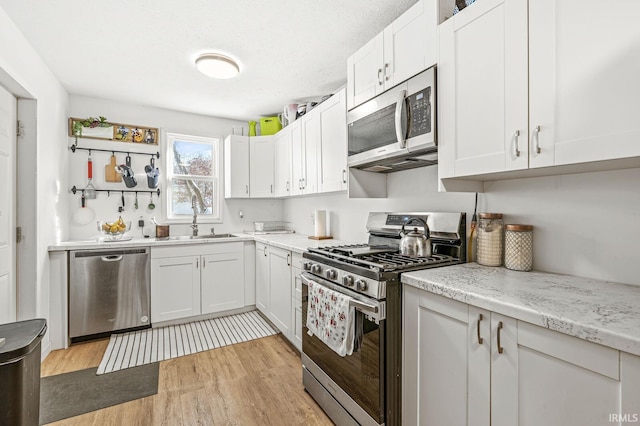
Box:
xmin=301 ymin=273 xmax=381 ymax=316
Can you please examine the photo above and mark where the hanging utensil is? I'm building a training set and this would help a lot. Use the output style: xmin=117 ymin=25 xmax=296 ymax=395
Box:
xmin=105 ymin=154 xmax=122 ymax=183
xmin=134 ymin=192 xmax=139 ymax=210
xmin=145 ymin=157 xmax=159 ymax=189
xmin=72 ymin=191 xmax=95 ymax=225
xmin=120 ymin=154 xmax=138 ymax=188
xmin=148 ymin=193 xmax=155 ymax=210
xmin=119 ymin=192 xmax=125 ymax=213
xmin=84 ymin=153 xmax=97 ymax=199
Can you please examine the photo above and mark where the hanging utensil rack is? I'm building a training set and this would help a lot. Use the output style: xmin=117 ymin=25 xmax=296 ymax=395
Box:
xmin=70 ymin=186 xmax=161 ymax=197
xmin=69 ymin=143 xmax=160 ymax=160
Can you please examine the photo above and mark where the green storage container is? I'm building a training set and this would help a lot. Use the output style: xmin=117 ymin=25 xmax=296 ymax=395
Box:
xmin=260 ymin=117 xmax=282 ymax=135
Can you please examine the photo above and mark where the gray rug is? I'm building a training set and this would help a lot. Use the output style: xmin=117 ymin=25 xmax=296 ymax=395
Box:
xmin=39 ymin=362 xmax=159 ymax=425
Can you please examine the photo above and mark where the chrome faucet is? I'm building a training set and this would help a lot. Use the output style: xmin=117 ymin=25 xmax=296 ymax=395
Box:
xmin=191 ymin=195 xmax=198 ymax=236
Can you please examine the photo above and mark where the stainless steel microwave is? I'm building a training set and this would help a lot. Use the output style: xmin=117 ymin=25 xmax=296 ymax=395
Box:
xmin=347 ymin=67 xmax=437 ymax=173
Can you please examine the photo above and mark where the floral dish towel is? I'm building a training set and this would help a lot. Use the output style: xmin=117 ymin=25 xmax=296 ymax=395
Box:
xmin=306 ymin=279 xmax=355 ymax=356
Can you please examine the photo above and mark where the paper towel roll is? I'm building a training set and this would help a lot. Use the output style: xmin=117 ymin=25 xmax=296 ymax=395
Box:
xmin=314 ymin=210 xmax=327 ymax=237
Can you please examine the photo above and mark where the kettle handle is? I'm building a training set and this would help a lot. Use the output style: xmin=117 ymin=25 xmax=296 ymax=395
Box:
xmin=402 ymin=217 xmax=430 ymax=238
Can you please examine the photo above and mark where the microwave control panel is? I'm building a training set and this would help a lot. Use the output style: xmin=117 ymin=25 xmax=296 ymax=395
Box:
xmin=408 ymin=86 xmax=431 ymax=137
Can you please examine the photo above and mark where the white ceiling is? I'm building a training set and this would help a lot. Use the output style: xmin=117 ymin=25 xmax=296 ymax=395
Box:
xmin=0 ymin=0 xmax=417 ymax=121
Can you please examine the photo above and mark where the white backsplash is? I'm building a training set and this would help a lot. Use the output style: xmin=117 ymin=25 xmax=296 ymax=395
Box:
xmin=283 ymin=166 xmax=640 ymax=286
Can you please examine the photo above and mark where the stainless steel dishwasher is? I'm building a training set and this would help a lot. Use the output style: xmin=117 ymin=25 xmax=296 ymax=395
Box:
xmin=69 ymin=247 xmax=150 ymax=342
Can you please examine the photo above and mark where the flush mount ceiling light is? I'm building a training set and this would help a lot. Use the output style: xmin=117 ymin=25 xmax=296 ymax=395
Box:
xmin=195 ymin=53 xmax=240 ymax=79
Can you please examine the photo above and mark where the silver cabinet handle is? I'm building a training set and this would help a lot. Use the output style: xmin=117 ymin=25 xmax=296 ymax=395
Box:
xmin=513 ymin=130 xmax=521 ymax=157
xmin=533 ymin=125 xmax=541 ymax=154
xmin=377 ymin=68 xmax=383 ymax=86
xmin=342 ymin=169 xmax=347 ymax=184
xmin=245 ymin=185 xmax=249 ymax=194
xmin=202 ymin=258 xmax=205 ymax=268
xmin=286 ymin=181 xmax=290 ymax=191
xmin=196 ymin=258 xmax=199 ymax=269
xmin=287 ymin=253 xmax=291 ymax=266
xmin=497 ymin=321 xmax=504 ymax=354
xmin=477 ymin=313 xmax=484 ymax=344
xmin=298 ymin=179 xmax=302 ymax=190
xmin=395 ymin=89 xmax=408 ymax=148
xmin=264 ymin=246 xmax=267 ymax=257
xmin=384 ymin=63 xmax=390 ymax=81
xmin=270 ymin=184 xmax=273 ymax=193
xmin=301 ymin=178 xmax=305 ymax=189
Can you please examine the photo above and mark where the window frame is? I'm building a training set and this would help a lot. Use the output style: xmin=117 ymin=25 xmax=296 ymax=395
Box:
xmin=164 ymin=132 xmax=222 ymax=224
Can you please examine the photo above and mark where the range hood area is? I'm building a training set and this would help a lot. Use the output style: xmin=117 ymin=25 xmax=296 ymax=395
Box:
xmin=353 ymin=150 xmax=438 ymax=173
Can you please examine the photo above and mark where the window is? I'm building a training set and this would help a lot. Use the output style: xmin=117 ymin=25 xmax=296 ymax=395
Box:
xmin=166 ymin=133 xmax=221 ymax=222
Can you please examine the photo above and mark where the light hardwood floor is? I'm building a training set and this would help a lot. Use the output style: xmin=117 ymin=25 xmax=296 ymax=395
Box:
xmin=41 ymin=334 xmax=333 ymax=425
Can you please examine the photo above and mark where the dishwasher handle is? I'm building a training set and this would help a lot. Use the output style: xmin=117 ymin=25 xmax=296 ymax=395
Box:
xmin=101 ymin=255 xmax=123 ymax=262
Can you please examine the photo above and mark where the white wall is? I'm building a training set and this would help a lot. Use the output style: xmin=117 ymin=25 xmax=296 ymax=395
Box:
xmin=1 ymin=6 xmax=70 ymax=357
xmin=68 ymin=95 xmax=283 ymax=240
xmin=283 ymin=165 xmax=640 ymax=286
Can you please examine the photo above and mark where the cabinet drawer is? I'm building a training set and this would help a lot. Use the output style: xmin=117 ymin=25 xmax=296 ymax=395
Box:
xmin=152 ymin=242 xmax=242 ymax=259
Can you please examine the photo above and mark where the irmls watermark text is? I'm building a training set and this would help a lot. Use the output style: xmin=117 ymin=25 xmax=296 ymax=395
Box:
xmin=609 ymin=413 xmax=640 ymax=423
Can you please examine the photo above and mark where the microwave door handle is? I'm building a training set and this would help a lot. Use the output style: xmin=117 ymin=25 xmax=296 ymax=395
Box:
xmin=395 ymin=89 xmax=408 ymax=148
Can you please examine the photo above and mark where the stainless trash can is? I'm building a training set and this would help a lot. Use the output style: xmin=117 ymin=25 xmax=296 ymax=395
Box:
xmin=0 ymin=319 xmax=47 ymax=426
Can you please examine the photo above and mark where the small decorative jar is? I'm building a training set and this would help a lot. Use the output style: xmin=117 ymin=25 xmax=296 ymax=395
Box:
xmin=504 ymin=224 xmax=534 ymax=271
xmin=476 ymin=213 xmax=504 ymax=266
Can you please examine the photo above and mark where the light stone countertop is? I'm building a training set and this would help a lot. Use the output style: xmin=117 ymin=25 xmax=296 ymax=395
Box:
xmin=48 ymin=232 xmax=355 ymax=254
xmin=401 ymin=262 xmax=640 ymax=356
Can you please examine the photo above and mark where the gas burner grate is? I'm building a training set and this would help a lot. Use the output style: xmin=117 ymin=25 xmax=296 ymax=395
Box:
xmin=360 ymin=252 xmax=455 ymax=271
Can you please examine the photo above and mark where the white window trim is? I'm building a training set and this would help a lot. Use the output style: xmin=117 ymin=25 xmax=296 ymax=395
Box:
xmin=164 ymin=132 xmax=223 ymax=224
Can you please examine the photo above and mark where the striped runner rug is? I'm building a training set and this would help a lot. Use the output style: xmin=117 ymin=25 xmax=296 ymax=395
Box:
xmin=97 ymin=310 xmax=278 ymax=374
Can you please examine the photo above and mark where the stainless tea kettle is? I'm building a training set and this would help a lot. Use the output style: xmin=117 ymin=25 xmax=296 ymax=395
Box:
xmin=400 ymin=217 xmax=431 ymax=257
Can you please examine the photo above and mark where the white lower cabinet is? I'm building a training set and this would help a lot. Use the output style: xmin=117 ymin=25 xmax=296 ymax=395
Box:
xmin=254 ymin=242 xmax=299 ymax=348
xmin=255 ymin=242 xmax=270 ymax=314
xmin=291 ymin=252 xmax=304 ymax=351
xmin=404 ymin=285 xmax=633 ymax=426
xmin=268 ymin=246 xmax=292 ymax=338
xmin=151 ymin=243 xmax=244 ymax=323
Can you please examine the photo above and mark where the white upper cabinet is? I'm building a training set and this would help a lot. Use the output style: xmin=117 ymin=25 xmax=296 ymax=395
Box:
xmin=528 ymin=0 xmax=640 ymax=168
xmin=249 ymin=135 xmax=275 ymax=198
xmin=274 ymin=126 xmax=292 ymax=197
xmin=347 ymin=0 xmax=437 ymax=110
xmin=297 ymin=113 xmax=320 ymax=195
xmin=224 ymin=135 xmax=250 ymax=198
xmin=438 ymin=0 xmax=528 ymax=179
xmin=318 ymin=89 xmax=348 ymax=193
xmin=439 ymin=0 xmax=640 ymax=185
xmin=224 ymin=135 xmax=275 ymax=198
xmin=289 ymin=120 xmax=305 ymax=197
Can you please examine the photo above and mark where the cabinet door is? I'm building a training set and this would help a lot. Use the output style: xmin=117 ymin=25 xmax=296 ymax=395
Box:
xmin=292 ymin=266 xmax=303 ymax=351
xmin=383 ymin=0 xmax=436 ymax=89
xmin=403 ymin=286 xmax=472 ymax=425
xmin=346 ymin=33 xmax=384 ymax=110
xmin=255 ymin=243 xmax=270 ymax=314
xmin=301 ymin=112 xmax=320 ymax=194
xmin=493 ymin=318 xmax=622 ymax=426
xmin=151 ymin=256 xmax=200 ymax=323
xmin=289 ymin=121 xmax=304 ymax=196
xmin=201 ymin=244 xmax=244 ymax=315
xmin=249 ymin=136 xmax=275 ymax=198
xmin=529 ymin=0 xmax=640 ymax=168
xmin=319 ymin=89 xmax=348 ymax=193
xmin=268 ymin=246 xmax=292 ymax=339
xmin=468 ymin=306 xmax=491 ymax=426
xmin=224 ymin=135 xmax=250 ymax=198
xmin=274 ymin=127 xmax=292 ymax=197
xmin=438 ymin=0 xmax=528 ymax=178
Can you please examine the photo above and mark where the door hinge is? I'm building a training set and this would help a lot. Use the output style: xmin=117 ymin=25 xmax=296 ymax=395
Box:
xmin=16 ymin=226 xmax=23 ymax=243
xmin=16 ymin=120 xmax=24 ymax=137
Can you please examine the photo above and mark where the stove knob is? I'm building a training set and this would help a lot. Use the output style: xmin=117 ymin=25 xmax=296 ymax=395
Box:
xmin=356 ymin=279 xmax=368 ymax=292
xmin=311 ymin=264 xmax=322 ymax=274
xmin=303 ymin=262 xmax=312 ymax=271
xmin=326 ymin=269 xmax=337 ymax=280
xmin=343 ymin=275 xmax=354 ymax=287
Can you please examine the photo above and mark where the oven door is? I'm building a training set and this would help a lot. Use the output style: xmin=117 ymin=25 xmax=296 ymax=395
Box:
xmin=301 ymin=273 xmax=386 ymax=425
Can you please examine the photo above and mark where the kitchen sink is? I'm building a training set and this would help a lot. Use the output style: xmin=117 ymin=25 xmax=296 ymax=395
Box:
xmin=161 ymin=234 xmax=238 ymax=241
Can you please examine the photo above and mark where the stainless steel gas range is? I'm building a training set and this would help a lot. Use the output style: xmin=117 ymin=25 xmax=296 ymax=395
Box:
xmin=301 ymin=212 xmax=466 ymax=426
